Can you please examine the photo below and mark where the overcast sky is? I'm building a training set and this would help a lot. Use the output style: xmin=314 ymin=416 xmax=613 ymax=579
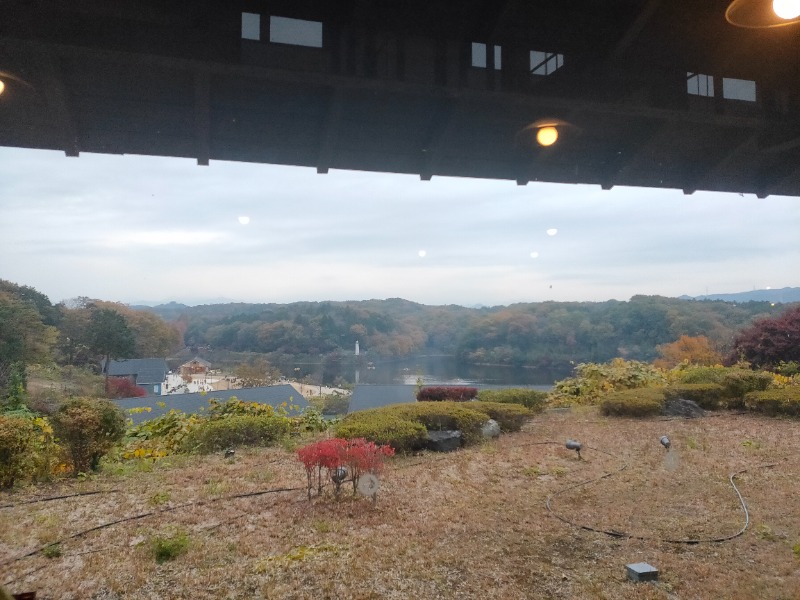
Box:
xmin=1 ymin=146 xmax=798 ymax=308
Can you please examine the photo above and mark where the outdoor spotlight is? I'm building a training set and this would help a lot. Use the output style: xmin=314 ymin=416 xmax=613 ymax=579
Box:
xmin=330 ymin=466 xmax=348 ymax=484
xmin=660 ymin=436 xmax=671 ymax=451
xmin=726 ymin=0 xmax=800 ymax=27
xmin=224 ymin=448 xmax=235 ymax=459
xmin=566 ymin=439 xmax=582 ymax=459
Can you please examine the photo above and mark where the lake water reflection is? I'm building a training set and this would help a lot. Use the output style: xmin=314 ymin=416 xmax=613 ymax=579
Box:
xmin=288 ymin=355 xmax=570 ymax=390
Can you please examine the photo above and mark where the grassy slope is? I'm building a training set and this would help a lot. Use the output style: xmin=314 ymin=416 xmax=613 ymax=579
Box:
xmin=2 ymin=409 xmax=799 ymax=599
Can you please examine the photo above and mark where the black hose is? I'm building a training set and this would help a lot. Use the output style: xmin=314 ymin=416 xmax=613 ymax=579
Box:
xmin=537 ymin=439 xmax=777 ymax=544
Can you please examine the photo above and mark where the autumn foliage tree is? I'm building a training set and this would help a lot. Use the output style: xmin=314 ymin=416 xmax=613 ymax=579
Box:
xmin=655 ymin=335 xmax=722 ymax=369
xmin=731 ymin=305 xmax=800 ymax=369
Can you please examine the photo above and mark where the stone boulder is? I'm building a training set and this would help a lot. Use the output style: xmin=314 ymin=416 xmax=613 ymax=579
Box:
xmin=663 ymin=397 xmax=706 ymax=418
xmin=426 ymin=430 xmax=462 ymax=452
xmin=481 ymin=418 xmax=501 ymax=439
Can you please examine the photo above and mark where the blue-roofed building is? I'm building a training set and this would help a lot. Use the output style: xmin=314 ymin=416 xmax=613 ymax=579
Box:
xmin=116 ymin=384 xmax=309 ymax=425
xmin=104 ymin=358 xmax=169 ymax=395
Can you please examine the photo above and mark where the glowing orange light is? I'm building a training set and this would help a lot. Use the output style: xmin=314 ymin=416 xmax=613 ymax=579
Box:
xmin=536 ymin=126 xmax=558 ymax=147
xmin=0 ymin=79 xmax=5 ymax=96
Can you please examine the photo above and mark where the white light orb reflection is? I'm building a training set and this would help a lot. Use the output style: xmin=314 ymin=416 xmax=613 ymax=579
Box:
xmin=418 ymin=250 xmax=427 ymax=258
xmin=238 ymin=216 xmax=250 ymax=225
xmin=546 ymin=228 xmax=558 ymax=236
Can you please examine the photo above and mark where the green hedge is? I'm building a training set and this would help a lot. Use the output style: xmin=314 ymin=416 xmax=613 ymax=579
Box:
xmin=470 ymin=401 xmax=532 ymax=432
xmin=664 ymin=384 xmax=724 ymax=410
xmin=334 ymin=414 xmax=428 ymax=452
xmin=335 ymin=401 xmax=505 ymax=451
xmin=721 ymin=370 xmax=773 ymax=409
xmin=600 ymin=388 xmax=666 ymax=417
xmin=476 ymin=388 xmax=548 ymax=412
xmin=182 ymin=414 xmax=290 ymax=454
xmin=674 ymin=367 xmax=774 ymax=409
xmin=744 ymin=388 xmax=800 ymax=417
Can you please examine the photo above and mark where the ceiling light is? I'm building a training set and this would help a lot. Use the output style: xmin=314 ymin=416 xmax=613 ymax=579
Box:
xmin=726 ymin=0 xmax=800 ymax=27
xmin=536 ymin=126 xmax=559 ymax=147
xmin=0 ymin=79 xmax=5 ymax=96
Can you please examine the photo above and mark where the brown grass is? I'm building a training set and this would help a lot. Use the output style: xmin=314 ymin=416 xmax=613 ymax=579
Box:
xmin=2 ymin=408 xmax=799 ymax=600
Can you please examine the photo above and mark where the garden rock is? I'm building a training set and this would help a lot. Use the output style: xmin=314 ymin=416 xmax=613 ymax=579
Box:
xmin=426 ymin=430 xmax=462 ymax=452
xmin=663 ymin=397 xmax=705 ymax=418
xmin=481 ymin=419 xmax=501 ymax=439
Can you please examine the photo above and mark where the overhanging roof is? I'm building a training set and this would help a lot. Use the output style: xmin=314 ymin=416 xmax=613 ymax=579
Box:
xmin=1 ymin=0 xmax=799 ymax=197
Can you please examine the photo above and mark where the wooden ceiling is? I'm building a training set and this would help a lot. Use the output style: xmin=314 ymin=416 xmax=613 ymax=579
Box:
xmin=1 ymin=0 xmax=799 ymax=196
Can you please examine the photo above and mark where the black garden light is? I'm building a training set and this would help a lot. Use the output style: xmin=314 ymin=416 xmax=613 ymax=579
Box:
xmin=660 ymin=436 xmax=671 ymax=451
xmin=566 ymin=439 xmax=582 ymax=459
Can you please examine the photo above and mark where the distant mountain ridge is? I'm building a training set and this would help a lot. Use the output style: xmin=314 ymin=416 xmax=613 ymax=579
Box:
xmin=680 ymin=287 xmax=800 ymax=303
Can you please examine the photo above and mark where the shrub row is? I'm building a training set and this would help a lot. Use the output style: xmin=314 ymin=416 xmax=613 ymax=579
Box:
xmin=181 ymin=414 xmax=291 ymax=454
xmin=663 ymin=384 xmax=724 ymax=410
xmin=599 ymin=388 xmax=666 ymax=417
xmin=416 ymin=386 xmax=478 ymax=402
xmin=674 ymin=367 xmax=772 ymax=406
xmin=335 ymin=401 xmax=533 ymax=451
xmin=476 ymin=388 xmax=548 ymax=412
xmin=744 ymin=388 xmax=800 ymax=417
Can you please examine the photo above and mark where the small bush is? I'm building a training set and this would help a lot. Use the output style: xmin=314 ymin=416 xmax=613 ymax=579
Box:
xmin=416 ymin=386 xmax=478 ymax=402
xmin=664 ymin=384 xmax=725 ymax=410
xmin=51 ymin=397 xmax=126 ymax=474
xmin=319 ymin=393 xmax=350 ymax=415
xmin=181 ymin=414 xmax=290 ymax=454
xmin=470 ymin=401 xmax=532 ymax=432
xmin=335 ymin=412 xmax=428 ymax=452
xmin=476 ymin=388 xmax=548 ymax=412
xmin=106 ymin=377 xmax=147 ymax=399
xmin=721 ymin=370 xmax=773 ymax=408
xmin=600 ymin=388 xmax=666 ymax=417
xmin=744 ymin=388 xmax=800 ymax=417
xmin=0 ymin=415 xmax=35 ymax=488
xmin=151 ymin=528 xmax=190 ymax=563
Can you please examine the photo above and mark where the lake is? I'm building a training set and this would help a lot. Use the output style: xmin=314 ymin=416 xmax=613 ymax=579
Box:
xmin=284 ymin=355 xmax=570 ymax=389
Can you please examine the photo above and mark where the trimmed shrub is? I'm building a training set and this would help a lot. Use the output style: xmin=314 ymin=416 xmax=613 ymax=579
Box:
xmin=181 ymin=414 xmax=290 ymax=454
xmin=335 ymin=411 xmax=428 ymax=452
xmin=417 ymin=386 xmax=478 ymax=402
xmin=51 ymin=397 xmax=126 ymax=474
xmin=600 ymin=388 xmax=666 ymax=417
xmin=0 ymin=415 xmax=35 ymax=488
xmin=336 ymin=401 xmax=495 ymax=450
xmin=744 ymin=388 xmax=800 ymax=417
xmin=476 ymin=388 xmax=548 ymax=412
xmin=721 ymin=370 xmax=773 ymax=409
xmin=390 ymin=402 xmax=488 ymax=445
xmin=470 ymin=401 xmax=532 ymax=432
xmin=664 ymin=384 xmax=725 ymax=410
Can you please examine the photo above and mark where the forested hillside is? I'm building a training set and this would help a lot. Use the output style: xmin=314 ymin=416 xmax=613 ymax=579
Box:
xmin=140 ymin=295 xmax=787 ymax=369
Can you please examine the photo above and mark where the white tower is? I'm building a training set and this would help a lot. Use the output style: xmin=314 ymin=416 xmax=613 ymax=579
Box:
xmin=355 ymin=340 xmax=360 ymax=356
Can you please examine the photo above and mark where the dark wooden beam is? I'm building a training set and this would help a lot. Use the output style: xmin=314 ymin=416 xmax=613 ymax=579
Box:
xmin=194 ymin=70 xmax=210 ymax=166
xmin=316 ymin=86 xmax=345 ymax=174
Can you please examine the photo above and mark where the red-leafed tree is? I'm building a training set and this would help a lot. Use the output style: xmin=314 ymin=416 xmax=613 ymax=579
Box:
xmin=106 ymin=377 xmax=147 ymax=399
xmin=730 ymin=305 xmax=800 ymax=369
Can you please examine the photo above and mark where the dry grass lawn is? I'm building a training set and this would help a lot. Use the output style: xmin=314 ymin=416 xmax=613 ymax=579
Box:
xmin=2 ymin=408 xmax=799 ymax=599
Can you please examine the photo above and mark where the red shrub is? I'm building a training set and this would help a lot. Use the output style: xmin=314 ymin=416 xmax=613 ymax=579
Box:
xmin=416 ymin=386 xmax=478 ymax=402
xmin=296 ymin=437 xmax=394 ymax=499
xmin=106 ymin=377 xmax=147 ymax=399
